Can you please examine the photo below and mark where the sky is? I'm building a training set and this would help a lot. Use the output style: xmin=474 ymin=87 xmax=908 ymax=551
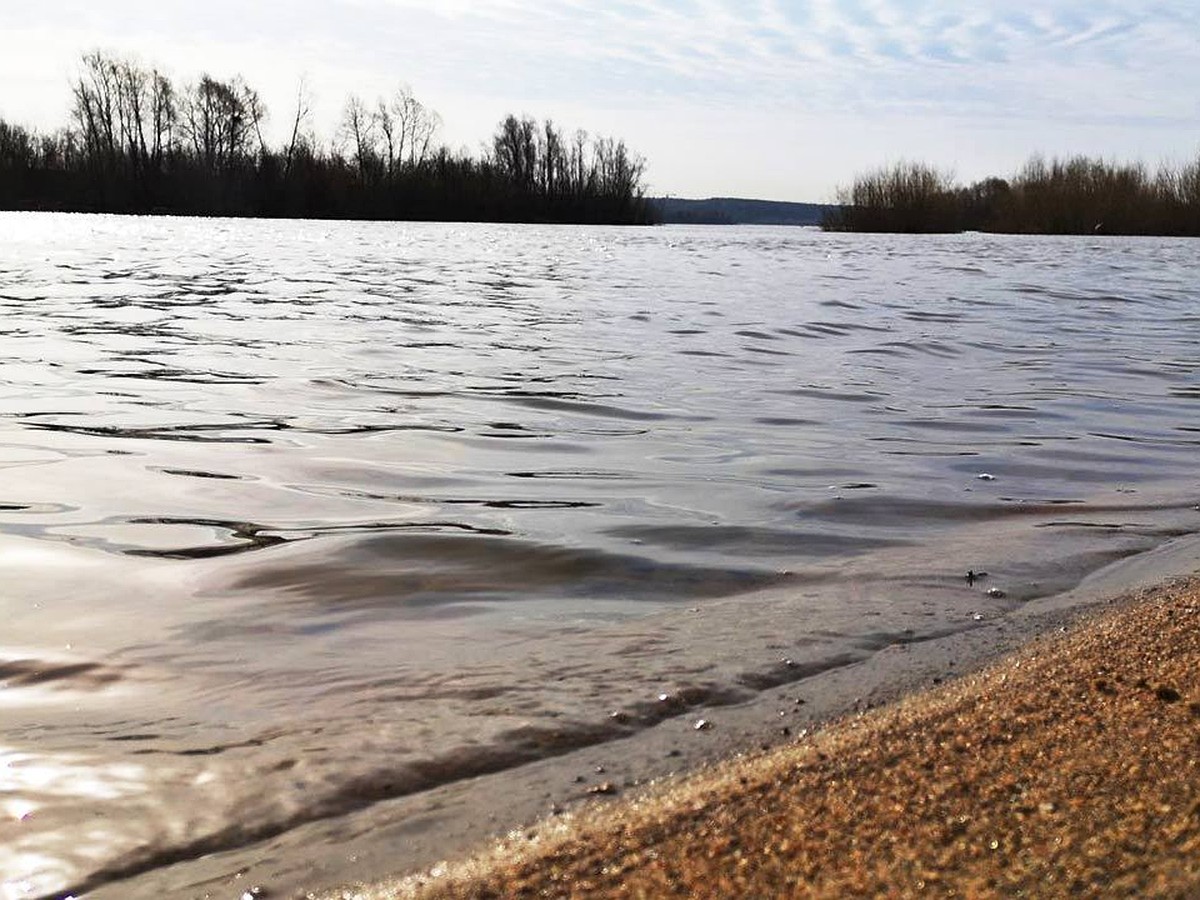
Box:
xmin=2 ymin=1 xmax=1198 ymax=202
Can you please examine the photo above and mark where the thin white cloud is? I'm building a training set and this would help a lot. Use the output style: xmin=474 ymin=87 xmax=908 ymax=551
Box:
xmin=0 ymin=0 xmax=1196 ymax=199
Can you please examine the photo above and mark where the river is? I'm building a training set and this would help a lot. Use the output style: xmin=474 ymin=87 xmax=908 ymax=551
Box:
xmin=1 ymin=213 xmax=1198 ymax=898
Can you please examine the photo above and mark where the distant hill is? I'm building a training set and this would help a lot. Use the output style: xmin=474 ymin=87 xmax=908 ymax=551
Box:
xmin=650 ymin=197 xmax=835 ymax=226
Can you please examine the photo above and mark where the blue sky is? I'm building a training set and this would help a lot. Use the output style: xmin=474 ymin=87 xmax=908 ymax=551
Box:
xmin=3 ymin=1 xmax=1198 ymax=201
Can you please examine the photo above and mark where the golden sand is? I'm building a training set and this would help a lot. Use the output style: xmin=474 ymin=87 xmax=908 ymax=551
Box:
xmin=333 ymin=580 xmax=1200 ymax=899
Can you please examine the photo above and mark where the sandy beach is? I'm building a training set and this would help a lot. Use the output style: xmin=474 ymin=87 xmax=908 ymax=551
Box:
xmin=325 ymin=576 xmax=1200 ymax=899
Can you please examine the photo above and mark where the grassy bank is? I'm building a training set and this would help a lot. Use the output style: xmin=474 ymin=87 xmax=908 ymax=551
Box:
xmin=334 ymin=578 xmax=1200 ymax=898
xmin=824 ymin=156 xmax=1200 ymax=235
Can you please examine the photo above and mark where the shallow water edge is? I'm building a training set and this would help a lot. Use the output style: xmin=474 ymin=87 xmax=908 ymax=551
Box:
xmin=80 ymin=529 xmax=1200 ymax=899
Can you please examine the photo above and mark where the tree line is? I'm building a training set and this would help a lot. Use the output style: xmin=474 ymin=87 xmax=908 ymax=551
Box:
xmin=0 ymin=51 xmax=655 ymax=224
xmin=823 ymin=156 xmax=1200 ymax=235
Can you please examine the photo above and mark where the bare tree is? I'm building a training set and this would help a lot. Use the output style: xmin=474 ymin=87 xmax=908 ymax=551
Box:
xmin=0 ymin=119 xmax=36 ymax=170
xmin=493 ymin=114 xmax=537 ymax=188
xmin=241 ymin=81 xmax=267 ymax=160
xmin=571 ymin=128 xmax=590 ymax=195
xmin=283 ymin=77 xmax=314 ymax=178
xmin=72 ymin=50 xmax=120 ymax=169
xmin=180 ymin=74 xmax=260 ymax=172
xmin=148 ymin=70 xmax=176 ymax=170
xmin=374 ymin=97 xmax=397 ymax=177
xmin=72 ymin=52 xmax=174 ymax=181
xmin=383 ymin=85 xmax=440 ymax=170
xmin=409 ymin=99 xmax=440 ymax=167
xmin=339 ymin=94 xmax=378 ymax=180
xmin=539 ymin=120 xmax=569 ymax=197
xmin=113 ymin=59 xmax=149 ymax=175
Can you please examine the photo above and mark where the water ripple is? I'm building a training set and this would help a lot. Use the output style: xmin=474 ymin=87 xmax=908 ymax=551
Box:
xmin=3 ymin=215 xmax=1200 ymax=897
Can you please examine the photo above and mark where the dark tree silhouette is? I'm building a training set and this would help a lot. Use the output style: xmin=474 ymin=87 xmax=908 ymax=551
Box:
xmin=1 ymin=50 xmax=655 ymax=225
xmin=825 ymin=155 xmax=1200 ymax=236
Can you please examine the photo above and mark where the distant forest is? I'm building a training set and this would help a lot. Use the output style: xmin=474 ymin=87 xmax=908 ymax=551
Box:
xmin=823 ymin=157 xmax=1200 ymax=236
xmin=651 ymin=197 xmax=831 ymax=226
xmin=0 ymin=51 xmax=655 ymax=224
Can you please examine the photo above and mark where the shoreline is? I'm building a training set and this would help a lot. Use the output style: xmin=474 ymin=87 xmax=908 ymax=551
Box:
xmin=330 ymin=574 xmax=1200 ymax=899
xmin=86 ymin=533 xmax=1200 ymax=898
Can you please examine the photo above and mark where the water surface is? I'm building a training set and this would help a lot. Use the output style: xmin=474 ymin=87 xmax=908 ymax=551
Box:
xmin=1 ymin=214 xmax=1198 ymax=897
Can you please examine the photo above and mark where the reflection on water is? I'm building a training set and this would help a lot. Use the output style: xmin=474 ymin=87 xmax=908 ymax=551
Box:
xmin=1 ymin=745 xmax=151 ymax=898
xmin=1 ymin=214 xmax=1199 ymax=896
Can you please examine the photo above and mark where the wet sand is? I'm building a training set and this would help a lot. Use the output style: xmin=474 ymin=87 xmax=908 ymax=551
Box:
xmin=329 ymin=576 xmax=1200 ymax=899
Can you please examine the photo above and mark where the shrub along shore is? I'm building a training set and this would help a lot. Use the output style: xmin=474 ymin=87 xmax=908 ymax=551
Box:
xmin=823 ymin=156 xmax=1200 ymax=235
xmin=332 ymin=577 xmax=1200 ymax=898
